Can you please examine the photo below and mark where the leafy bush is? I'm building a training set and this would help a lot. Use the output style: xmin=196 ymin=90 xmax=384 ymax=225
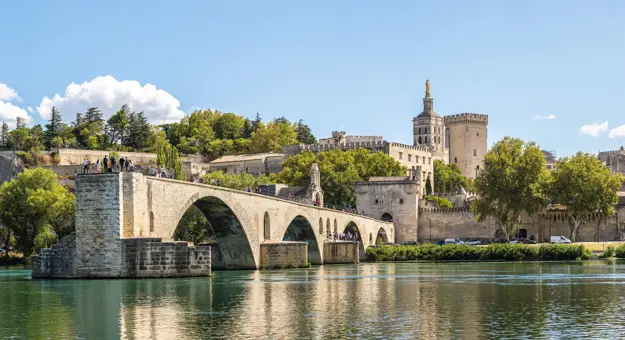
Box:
xmin=615 ymin=244 xmax=625 ymax=258
xmin=600 ymin=246 xmax=615 ymax=259
xmin=423 ymin=195 xmax=453 ymax=208
xmin=366 ymin=243 xmax=590 ymax=262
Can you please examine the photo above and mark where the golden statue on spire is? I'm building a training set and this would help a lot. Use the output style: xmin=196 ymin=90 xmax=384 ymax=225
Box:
xmin=425 ymin=79 xmax=431 ymax=97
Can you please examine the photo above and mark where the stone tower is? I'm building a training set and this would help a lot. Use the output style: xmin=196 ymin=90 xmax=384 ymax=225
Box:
xmin=306 ymin=163 xmax=323 ymax=206
xmin=413 ymin=80 xmax=447 ymax=162
xmin=444 ymin=113 xmax=489 ymax=179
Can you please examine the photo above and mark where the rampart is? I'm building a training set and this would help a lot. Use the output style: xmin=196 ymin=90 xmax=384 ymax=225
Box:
xmin=443 ymin=113 xmax=489 ymax=125
xmin=417 ymin=206 xmax=625 ymax=242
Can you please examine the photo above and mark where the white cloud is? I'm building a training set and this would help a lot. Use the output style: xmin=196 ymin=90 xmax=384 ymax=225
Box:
xmin=533 ymin=114 xmax=557 ymax=120
xmin=0 ymin=81 xmax=32 ymax=127
xmin=0 ymin=101 xmax=32 ymax=128
xmin=37 ymin=75 xmax=186 ymax=124
xmin=608 ymin=125 xmax=625 ymax=139
xmin=0 ymin=82 xmax=21 ymax=102
xmin=579 ymin=121 xmax=609 ymax=137
xmin=27 ymin=106 xmax=34 ymax=113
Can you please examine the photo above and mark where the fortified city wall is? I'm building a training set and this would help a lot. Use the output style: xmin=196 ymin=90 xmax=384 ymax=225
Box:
xmin=417 ymin=206 xmax=625 ymax=242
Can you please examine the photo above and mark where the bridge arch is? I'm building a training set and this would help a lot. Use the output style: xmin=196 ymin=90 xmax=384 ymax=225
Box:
xmin=376 ymin=227 xmax=389 ymax=245
xmin=174 ymin=194 xmax=257 ymax=269
xmin=283 ymin=215 xmax=322 ymax=265
xmin=343 ymin=221 xmax=366 ymax=261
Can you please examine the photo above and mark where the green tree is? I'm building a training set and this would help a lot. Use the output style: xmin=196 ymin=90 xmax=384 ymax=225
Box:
xmin=471 ymin=137 xmax=548 ymax=240
xmin=296 ymin=119 xmax=317 ymax=144
xmin=276 ymin=148 xmax=406 ymax=208
xmin=125 ymin=111 xmax=151 ymax=150
xmin=8 ymin=127 xmax=29 ymax=153
xmin=425 ymin=175 xmax=433 ymax=196
xmin=173 ymin=205 xmax=213 ymax=244
xmin=44 ymin=107 xmax=64 ymax=148
xmin=156 ymin=143 xmax=184 ymax=180
xmin=249 ymin=119 xmax=298 ymax=153
xmin=214 ymin=113 xmax=245 ymax=140
xmin=0 ymin=168 xmax=76 ymax=255
xmin=106 ymin=105 xmax=130 ymax=145
xmin=548 ymin=152 xmax=624 ymax=242
xmin=15 ymin=117 xmax=26 ymax=130
xmin=433 ymin=159 xmax=469 ymax=194
xmin=203 ymin=171 xmax=275 ymax=190
xmin=0 ymin=122 xmax=8 ymax=149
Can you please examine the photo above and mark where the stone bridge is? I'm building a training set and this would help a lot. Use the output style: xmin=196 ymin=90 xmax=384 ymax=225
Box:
xmin=116 ymin=173 xmax=393 ymax=269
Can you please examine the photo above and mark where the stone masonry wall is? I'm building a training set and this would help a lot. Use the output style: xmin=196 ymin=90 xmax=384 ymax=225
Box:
xmin=121 ymin=238 xmax=211 ymax=278
xmin=74 ymin=174 xmax=124 ymax=278
xmin=33 ymin=235 xmax=211 ymax=278
xmin=418 ymin=207 xmax=625 ymax=242
xmin=260 ymin=242 xmax=308 ymax=269
xmin=323 ymin=241 xmax=359 ymax=264
xmin=32 ymin=233 xmax=77 ymax=278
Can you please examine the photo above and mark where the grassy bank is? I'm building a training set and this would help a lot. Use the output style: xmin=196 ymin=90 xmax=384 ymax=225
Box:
xmin=366 ymin=244 xmax=592 ymax=262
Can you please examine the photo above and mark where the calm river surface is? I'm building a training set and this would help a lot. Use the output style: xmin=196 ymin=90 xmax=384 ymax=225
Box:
xmin=2 ymin=261 xmax=625 ymax=339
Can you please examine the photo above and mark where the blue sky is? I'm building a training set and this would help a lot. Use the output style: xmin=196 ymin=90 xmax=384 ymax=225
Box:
xmin=0 ymin=0 xmax=623 ymax=156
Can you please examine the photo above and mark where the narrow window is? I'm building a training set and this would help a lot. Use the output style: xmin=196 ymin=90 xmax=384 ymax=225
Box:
xmin=399 ymin=199 xmax=404 ymax=204
xmin=399 ymin=152 xmax=403 ymax=159
xmin=375 ymin=199 xmax=379 ymax=204
xmin=454 ymin=157 xmax=458 ymax=163
xmin=473 ymin=149 xmax=477 ymax=156
xmin=408 ymin=154 xmax=412 ymax=162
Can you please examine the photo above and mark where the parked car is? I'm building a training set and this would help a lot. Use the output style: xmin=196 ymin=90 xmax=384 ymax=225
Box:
xmin=494 ymin=239 xmax=510 ymax=244
xmin=550 ymin=236 xmax=572 ymax=244
xmin=510 ymin=238 xmax=536 ymax=244
xmin=435 ymin=240 xmax=445 ymax=246
xmin=467 ymin=240 xmax=481 ymax=245
xmin=444 ymin=238 xmax=465 ymax=245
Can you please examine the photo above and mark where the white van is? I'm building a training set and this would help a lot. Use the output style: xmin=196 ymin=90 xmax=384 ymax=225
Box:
xmin=444 ymin=238 xmax=465 ymax=245
xmin=550 ymin=236 xmax=572 ymax=244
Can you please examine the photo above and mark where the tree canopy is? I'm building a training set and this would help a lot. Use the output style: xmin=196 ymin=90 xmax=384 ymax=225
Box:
xmin=433 ymin=160 xmax=471 ymax=194
xmin=0 ymin=168 xmax=75 ymax=255
xmin=548 ymin=152 xmax=624 ymax=241
xmin=471 ymin=137 xmax=548 ymax=240
xmin=275 ymin=148 xmax=407 ymax=208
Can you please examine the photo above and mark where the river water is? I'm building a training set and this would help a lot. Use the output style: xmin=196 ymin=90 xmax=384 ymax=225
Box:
xmin=2 ymin=261 xmax=625 ymax=339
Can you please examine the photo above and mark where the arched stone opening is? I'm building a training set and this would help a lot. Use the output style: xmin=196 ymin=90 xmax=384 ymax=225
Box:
xmin=343 ymin=221 xmax=366 ymax=261
xmin=264 ymin=212 xmax=271 ymax=240
xmin=175 ymin=196 xmax=255 ymax=269
xmin=326 ymin=218 xmax=331 ymax=236
xmin=319 ymin=217 xmax=323 ymax=235
xmin=334 ymin=219 xmax=338 ymax=234
xmin=369 ymin=233 xmax=372 ymax=243
xmin=376 ymin=227 xmax=389 ymax=245
xmin=283 ymin=215 xmax=322 ymax=265
xmin=381 ymin=213 xmax=393 ymax=222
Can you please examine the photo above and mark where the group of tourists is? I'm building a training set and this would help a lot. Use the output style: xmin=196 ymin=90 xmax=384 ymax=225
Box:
xmin=328 ymin=231 xmax=360 ymax=242
xmin=148 ymin=166 xmax=176 ymax=179
xmin=82 ymin=155 xmax=135 ymax=174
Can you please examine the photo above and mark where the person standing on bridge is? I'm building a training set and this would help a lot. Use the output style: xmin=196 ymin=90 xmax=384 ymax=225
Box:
xmin=103 ymin=155 xmax=108 ymax=173
xmin=111 ymin=156 xmax=117 ymax=172
xmin=119 ymin=157 xmax=125 ymax=172
xmin=129 ymin=160 xmax=135 ymax=172
xmin=96 ymin=160 xmax=102 ymax=174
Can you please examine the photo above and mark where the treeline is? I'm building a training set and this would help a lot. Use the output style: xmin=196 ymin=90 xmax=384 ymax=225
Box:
xmin=0 ymin=106 xmax=317 ymax=162
xmin=472 ymin=137 xmax=625 ymax=242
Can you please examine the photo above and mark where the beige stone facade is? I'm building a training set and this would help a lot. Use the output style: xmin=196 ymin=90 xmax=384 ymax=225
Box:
xmin=354 ymin=177 xmax=419 ymax=244
xmin=208 ymin=152 xmax=286 ymax=175
xmin=444 ymin=113 xmax=489 ymax=179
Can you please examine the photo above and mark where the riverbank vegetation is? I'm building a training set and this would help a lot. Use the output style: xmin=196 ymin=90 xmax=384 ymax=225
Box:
xmin=0 ymin=168 xmax=75 ymax=257
xmin=472 ymin=137 xmax=624 ymax=242
xmin=366 ymin=244 xmax=592 ymax=262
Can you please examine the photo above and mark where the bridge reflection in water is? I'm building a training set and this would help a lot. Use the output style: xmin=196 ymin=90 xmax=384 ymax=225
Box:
xmin=8 ymin=261 xmax=625 ymax=339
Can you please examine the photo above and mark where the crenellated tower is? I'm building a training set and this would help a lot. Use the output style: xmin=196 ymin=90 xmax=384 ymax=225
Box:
xmin=413 ymin=80 xmax=448 ymax=162
xmin=443 ymin=113 xmax=489 ymax=179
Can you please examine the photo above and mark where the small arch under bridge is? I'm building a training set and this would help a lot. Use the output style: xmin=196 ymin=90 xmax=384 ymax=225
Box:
xmin=109 ymin=173 xmax=393 ymax=269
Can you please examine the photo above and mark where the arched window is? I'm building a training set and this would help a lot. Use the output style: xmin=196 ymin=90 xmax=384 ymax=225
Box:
xmin=319 ymin=217 xmax=323 ymax=235
xmin=334 ymin=219 xmax=338 ymax=234
xmin=424 ymin=136 xmax=428 ymax=144
xmin=418 ymin=136 xmax=422 ymax=144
